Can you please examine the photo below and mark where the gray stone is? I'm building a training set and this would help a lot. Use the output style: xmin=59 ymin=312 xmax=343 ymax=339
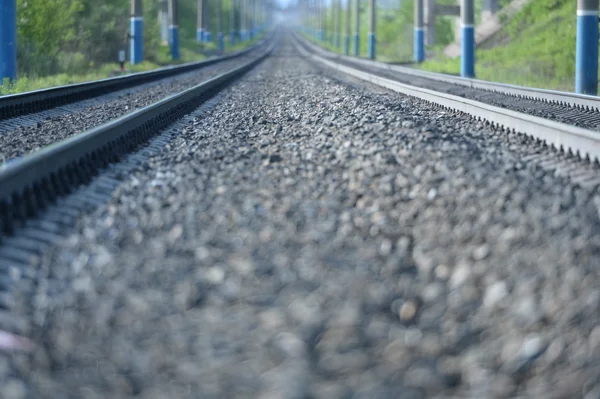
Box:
xmin=483 ymin=281 xmax=508 ymax=309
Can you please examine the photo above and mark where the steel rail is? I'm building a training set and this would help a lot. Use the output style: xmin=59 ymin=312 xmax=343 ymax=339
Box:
xmin=295 ymin=33 xmax=600 ymax=111
xmin=293 ymin=35 xmax=600 ymax=164
xmin=0 ymin=31 xmax=275 ymax=121
xmin=0 ymin=37 xmax=277 ymax=238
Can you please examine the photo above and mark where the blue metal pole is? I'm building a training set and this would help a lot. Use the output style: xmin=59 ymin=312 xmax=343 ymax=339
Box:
xmin=250 ymin=0 xmax=255 ymax=40
xmin=218 ymin=31 xmax=225 ymax=51
xmin=240 ymin=0 xmax=246 ymax=41
xmin=230 ymin=0 xmax=236 ymax=47
xmin=335 ymin=0 xmax=341 ymax=48
xmin=344 ymin=0 xmax=351 ymax=55
xmin=307 ymin=0 xmax=310 ymax=38
xmin=248 ymin=0 xmax=253 ymax=40
xmin=312 ymin=0 xmax=316 ymax=39
xmin=314 ymin=0 xmax=317 ymax=39
xmin=460 ymin=0 xmax=475 ymax=78
xmin=250 ymin=0 xmax=254 ymax=39
xmin=414 ymin=28 xmax=424 ymax=62
xmin=329 ymin=1 xmax=335 ymax=45
xmin=317 ymin=0 xmax=320 ymax=41
xmin=259 ymin=0 xmax=262 ymax=34
xmin=202 ymin=0 xmax=212 ymax=43
xmin=414 ymin=0 xmax=424 ymax=62
xmin=130 ymin=18 xmax=144 ymax=64
xmin=576 ymin=0 xmax=599 ymax=94
xmin=309 ymin=0 xmax=317 ymax=39
xmin=130 ymin=0 xmax=144 ymax=65
xmin=218 ymin=0 xmax=224 ymax=51
xmin=460 ymin=26 xmax=474 ymax=77
xmin=197 ymin=0 xmax=204 ymax=42
xmin=367 ymin=0 xmax=375 ymax=59
xmin=353 ymin=0 xmax=360 ymax=56
xmin=169 ymin=0 xmax=180 ymax=60
xmin=368 ymin=33 xmax=375 ymax=59
xmin=319 ymin=0 xmax=325 ymax=41
xmin=256 ymin=0 xmax=259 ymax=38
xmin=0 ymin=0 xmax=17 ymax=82
xmin=170 ymin=27 xmax=180 ymax=60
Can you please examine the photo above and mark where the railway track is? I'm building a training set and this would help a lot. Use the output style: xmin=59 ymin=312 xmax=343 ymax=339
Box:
xmin=1 ymin=31 xmax=600 ymax=398
xmin=0 ymin=37 xmax=275 ymax=245
xmin=295 ymin=34 xmax=600 ymax=165
xmin=0 ymin=36 xmax=273 ymax=165
xmin=0 ymin=33 xmax=273 ymax=122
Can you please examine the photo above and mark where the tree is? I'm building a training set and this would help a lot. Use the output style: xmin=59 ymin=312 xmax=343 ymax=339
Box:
xmin=17 ymin=0 xmax=82 ymax=75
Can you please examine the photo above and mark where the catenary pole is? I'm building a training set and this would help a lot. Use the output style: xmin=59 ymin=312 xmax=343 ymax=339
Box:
xmin=197 ymin=0 xmax=204 ymax=41
xmin=130 ymin=0 xmax=144 ymax=64
xmin=414 ymin=0 xmax=424 ymax=62
xmin=576 ymin=0 xmax=599 ymax=94
xmin=0 ymin=0 xmax=17 ymax=82
xmin=218 ymin=0 xmax=225 ymax=51
xmin=335 ymin=0 xmax=341 ymax=48
xmin=460 ymin=0 xmax=475 ymax=77
xmin=367 ymin=0 xmax=375 ymax=59
xmin=353 ymin=0 xmax=360 ymax=55
xmin=344 ymin=0 xmax=351 ymax=55
xmin=230 ymin=0 xmax=236 ymax=46
xmin=169 ymin=0 xmax=180 ymax=60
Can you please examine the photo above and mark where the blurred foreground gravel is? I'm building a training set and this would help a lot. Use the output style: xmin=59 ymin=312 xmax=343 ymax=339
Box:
xmin=5 ymin=38 xmax=600 ymax=398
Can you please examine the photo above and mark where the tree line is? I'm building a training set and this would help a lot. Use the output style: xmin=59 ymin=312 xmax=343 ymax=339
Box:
xmin=17 ymin=0 xmax=229 ymax=77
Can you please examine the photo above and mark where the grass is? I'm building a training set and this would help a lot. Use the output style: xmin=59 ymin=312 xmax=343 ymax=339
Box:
xmin=418 ymin=0 xmax=583 ymax=91
xmin=0 ymin=46 xmax=201 ymax=96
xmin=305 ymin=0 xmax=588 ymax=92
xmin=0 ymin=34 xmax=263 ymax=96
xmin=303 ymin=1 xmax=455 ymax=64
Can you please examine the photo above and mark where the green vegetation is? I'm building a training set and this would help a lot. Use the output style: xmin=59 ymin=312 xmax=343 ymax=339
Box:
xmin=2 ymin=0 xmax=259 ymax=95
xmin=0 ymin=47 xmax=201 ymax=96
xmin=307 ymin=0 xmax=587 ymax=92
xmin=420 ymin=0 xmax=580 ymax=91
xmin=310 ymin=0 xmax=455 ymax=62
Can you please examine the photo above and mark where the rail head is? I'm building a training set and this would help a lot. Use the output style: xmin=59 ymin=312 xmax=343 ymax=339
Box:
xmin=294 ymin=32 xmax=600 ymax=111
xmin=293 ymin=35 xmax=600 ymax=164
xmin=0 ymin=30 xmax=276 ymax=119
xmin=0 ymin=37 xmax=277 ymax=236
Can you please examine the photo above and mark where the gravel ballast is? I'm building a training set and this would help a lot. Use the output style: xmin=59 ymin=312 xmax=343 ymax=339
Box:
xmin=3 ymin=37 xmax=600 ymax=398
xmin=297 ymin=38 xmax=600 ymax=132
xmin=0 ymin=52 xmax=258 ymax=163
